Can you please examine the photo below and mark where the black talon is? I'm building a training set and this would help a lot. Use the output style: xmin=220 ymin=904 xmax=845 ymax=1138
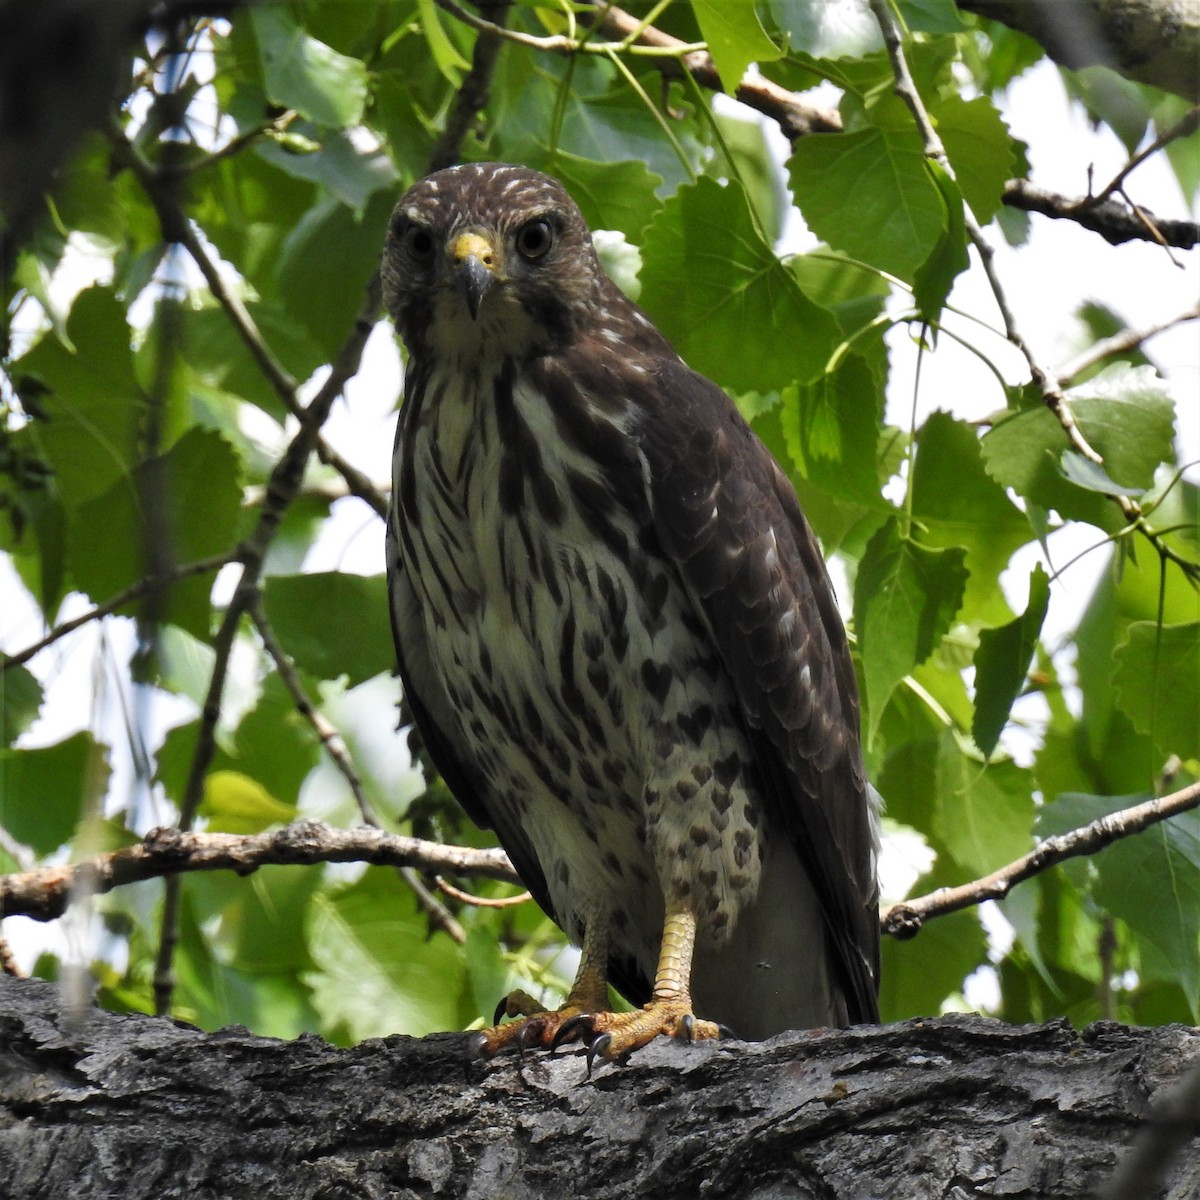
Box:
xmin=717 ymin=1022 xmax=738 ymax=1040
xmin=472 ymin=1031 xmax=495 ymax=1060
xmin=681 ymin=1013 xmax=695 ymax=1043
xmin=550 ymin=1014 xmax=593 ymax=1054
xmin=585 ymin=1031 xmax=612 ymax=1076
xmin=493 ymin=996 xmax=510 ymax=1026
xmin=517 ymin=1019 xmax=544 ymax=1056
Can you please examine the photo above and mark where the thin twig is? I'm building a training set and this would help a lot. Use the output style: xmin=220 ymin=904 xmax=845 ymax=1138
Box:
xmin=109 ymin=120 xmax=390 ymax=522
xmin=1091 ymin=104 xmax=1200 ymax=205
xmin=151 ymin=271 xmax=384 ymax=1015
xmin=248 ymin=595 xmax=377 ymax=825
xmin=1 ymin=553 xmax=232 ymax=673
xmin=401 ymin=867 xmax=467 ymax=943
xmin=0 ymin=821 xmax=520 ymax=923
xmin=870 ymin=0 xmax=1105 ymax=467
xmin=437 ymin=876 xmax=532 ymax=908
xmin=881 ymin=780 xmax=1200 ymax=939
xmin=1057 ymin=301 xmax=1200 ymax=386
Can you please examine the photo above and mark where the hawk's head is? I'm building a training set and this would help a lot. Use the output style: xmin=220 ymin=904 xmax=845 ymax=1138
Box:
xmin=382 ymin=162 xmax=608 ymax=362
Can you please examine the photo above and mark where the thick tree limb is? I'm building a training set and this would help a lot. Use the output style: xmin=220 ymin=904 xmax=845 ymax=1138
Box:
xmin=0 ymin=974 xmax=1197 ymax=1199
xmin=956 ymin=0 xmax=1200 ymax=101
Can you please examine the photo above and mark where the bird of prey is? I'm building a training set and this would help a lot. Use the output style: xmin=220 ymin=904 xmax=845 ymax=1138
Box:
xmin=382 ymin=162 xmax=880 ymax=1064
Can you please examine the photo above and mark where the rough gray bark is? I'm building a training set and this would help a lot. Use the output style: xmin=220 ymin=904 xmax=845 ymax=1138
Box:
xmin=956 ymin=0 xmax=1200 ymax=100
xmin=1 ymin=974 xmax=1198 ymax=1199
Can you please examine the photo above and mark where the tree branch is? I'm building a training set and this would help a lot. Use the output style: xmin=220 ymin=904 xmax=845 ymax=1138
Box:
xmin=955 ymin=0 xmax=1200 ymax=102
xmin=108 ymin=120 xmax=390 ymax=523
xmin=1057 ymin=300 xmax=1200 ymax=385
xmin=1003 ymin=177 xmax=1200 ymax=249
xmin=0 ymin=553 xmax=231 ymax=673
xmin=0 ymin=820 xmax=519 ymax=923
xmin=882 ymin=779 xmax=1200 ymax=938
xmin=427 ymin=1 xmax=513 ymax=173
xmin=9 ymin=782 xmax=1198 ymax=946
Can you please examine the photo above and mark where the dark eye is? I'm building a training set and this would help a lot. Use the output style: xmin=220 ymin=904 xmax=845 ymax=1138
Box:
xmin=404 ymin=225 xmax=436 ymax=262
xmin=515 ymin=218 xmax=553 ymax=261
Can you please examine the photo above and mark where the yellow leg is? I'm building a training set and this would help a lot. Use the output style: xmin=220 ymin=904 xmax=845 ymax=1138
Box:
xmin=475 ymin=909 xmax=727 ymax=1068
xmin=474 ymin=913 xmax=611 ymax=1058
xmin=566 ymin=909 xmax=723 ymax=1064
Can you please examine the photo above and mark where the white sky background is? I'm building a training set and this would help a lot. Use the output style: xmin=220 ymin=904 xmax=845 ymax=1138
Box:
xmin=1 ymin=46 xmax=1197 ymax=982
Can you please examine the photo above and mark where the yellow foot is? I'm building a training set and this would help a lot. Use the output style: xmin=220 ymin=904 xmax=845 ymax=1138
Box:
xmin=475 ymin=993 xmax=730 ymax=1070
xmin=473 ymin=990 xmax=592 ymax=1059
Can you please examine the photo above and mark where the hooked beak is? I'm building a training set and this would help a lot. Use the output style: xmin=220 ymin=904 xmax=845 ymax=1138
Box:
xmin=452 ymin=231 xmax=497 ymax=320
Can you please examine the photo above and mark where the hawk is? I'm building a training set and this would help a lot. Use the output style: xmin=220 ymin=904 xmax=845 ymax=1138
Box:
xmin=382 ymin=162 xmax=880 ymax=1063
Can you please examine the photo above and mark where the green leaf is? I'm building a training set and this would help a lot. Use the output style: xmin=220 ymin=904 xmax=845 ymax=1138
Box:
xmin=251 ymin=6 xmax=368 ymax=128
xmin=415 ymin=0 xmax=471 ymax=85
xmin=276 ymin=190 xmax=394 ymax=357
xmin=1095 ymin=808 xmax=1200 ymax=1017
xmin=897 ymin=0 xmax=966 ymax=32
xmin=933 ymin=95 xmax=1014 ymax=224
xmin=980 ymin=368 xmax=1175 ymax=527
xmin=254 ymin=127 xmax=398 ymax=213
xmin=854 ymin=517 xmax=968 ymax=738
xmin=17 ymin=288 xmax=144 ymax=510
xmin=932 ymin=732 xmax=1035 ymax=876
xmin=306 ymin=870 xmax=471 ymax=1041
xmin=1058 ymin=451 xmax=1146 ymax=497
xmin=1062 ymin=366 xmax=1177 ymax=493
xmin=879 ymin=906 xmax=986 ymax=1020
xmin=200 ymin=770 xmax=298 ymax=835
xmin=1 ymin=665 xmax=43 ymax=748
xmin=972 ymin=565 xmax=1051 ymax=759
xmin=0 ymin=732 xmax=110 ymax=855
xmin=639 ymin=177 xmax=841 ymax=392
xmin=1113 ymin=622 xmax=1200 ymax=760
xmin=912 ymin=160 xmax=968 ymax=321
xmin=779 ymin=353 xmax=887 ymax=507
xmin=68 ymin=427 xmax=243 ymax=638
xmin=532 ymin=151 xmax=662 ymax=241
xmin=788 ymin=126 xmax=945 ymax=281
xmin=693 ymin=0 xmax=782 ymax=92
xmin=911 ymin=412 xmax=1031 ymax=626
xmin=261 ymin=572 xmax=395 ymax=687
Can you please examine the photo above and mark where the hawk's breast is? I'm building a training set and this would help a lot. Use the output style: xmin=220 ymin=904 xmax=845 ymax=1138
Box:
xmin=394 ymin=353 xmax=769 ymax=972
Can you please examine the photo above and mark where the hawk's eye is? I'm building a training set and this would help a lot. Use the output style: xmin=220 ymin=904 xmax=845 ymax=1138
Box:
xmin=515 ymin=219 xmax=553 ymax=261
xmin=404 ymin=226 xmax=436 ymax=263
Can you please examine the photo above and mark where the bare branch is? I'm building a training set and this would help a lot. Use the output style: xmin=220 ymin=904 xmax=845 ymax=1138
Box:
xmin=1003 ymin=178 xmax=1200 ymax=249
xmin=585 ymin=4 xmax=842 ymax=136
xmin=1057 ymin=300 xmax=1200 ymax=385
xmin=881 ymin=779 xmax=1200 ymax=938
xmin=0 ymin=821 xmax=520 ymax=923
xmin=1092 ymin=104 xmax=1200 ymax=203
